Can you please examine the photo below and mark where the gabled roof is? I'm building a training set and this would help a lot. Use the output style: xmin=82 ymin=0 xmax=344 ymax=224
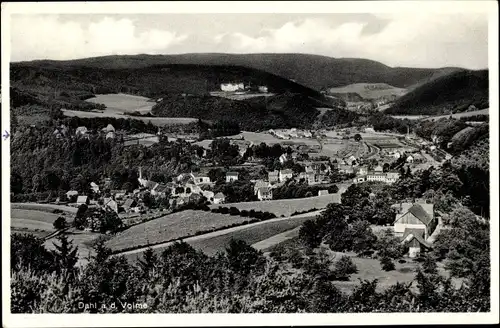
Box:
xmin=226 ymin=171 xmax=239 ymax=176
xmin=214 ymin=192 xmax=225 ymax=198
xmin=66 ymin=190 xmax=78 ymax=196
xmin=257 ymin=186 xmax=271 ymax=194
xmin=76 ymin=195 xmax=88 ymax=203
xmin=254 ymin=180 xmax=269 ymax=189
xmin=123 ymin=198 xmax=137 ymax=208
xmin=280 ymin=169 xmax=293 ymax=175
xmin=268 ymin=170 xmax=279 ymax=176
xmin=402 ymin=228 xmax=432 ymax=248
xmin=408 ymin=203 xmax=434 ymax=225
xmin=145 ymin=181 xmax=159 ymax=190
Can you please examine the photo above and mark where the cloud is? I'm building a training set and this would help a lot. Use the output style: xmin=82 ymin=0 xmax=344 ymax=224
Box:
xmin=10 ymin=15 xmax=188 ymax=61
xmin=224 ymin=14 xmax=488 ymax=69
xmin=9 ymin=14 xmax=488 ymax=69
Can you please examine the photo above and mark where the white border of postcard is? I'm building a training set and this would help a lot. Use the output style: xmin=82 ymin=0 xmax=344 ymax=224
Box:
xmin=2 ymin=1 xmax=499 ymax=326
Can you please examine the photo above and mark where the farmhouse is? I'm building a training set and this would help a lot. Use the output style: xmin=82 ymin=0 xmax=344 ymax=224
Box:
xmin=406 ymin=155 xmax=414 ymax=163
xmin=75 ymin=126 xmax=88 ymax=136
xmin=318 ymin=190 xmax=329 ymax=196
xmin=385 ymin=172 xmax=401 ymax=184
xmin=76 ymin=195 xmax=89 ymax=205
xmin=279 ymin=153 xmax=289 ymax=164
xmin=257 ymin=187 xmax=273 ymax=201
xmin=254 ymin=180 xmax=270 ymax=195
xmin=258 ymin=86 xmax=268 ymax=93
xmin=123 ymin=199 xmax=137 ymax=213
xmin=338 ymin=164 xmax=354 ymax=174
xmin=226 ymin=172 xmax=239 ymax=183
xmin=393 ymin=201 xmax=437 ymax=239
xmin=66 ymin=190 xmax=78 ymax=198
xmin=106 ymin=132 xmax=115 ymax=139
xmin=268 ymin=170 xmax=279 ymax=183
xmin=191 ymin=173 xmax=211 ymax=185
xmin=401 ymin=228 xmax=432 ymax=258
xmin=104 ymin=198 xmax=119 ymax=214
xmin=214 ymin=192 xmax=226 ymax=204
xmin=202 ymin=190 xmax=215 ymax=203
xmin=279 ymin=169 xmax=294 ymax=182
xmin=90 ymin=182 xmax=100 ymax=194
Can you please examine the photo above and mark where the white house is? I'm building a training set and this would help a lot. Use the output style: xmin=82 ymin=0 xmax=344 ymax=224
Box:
xmin=66 ymin=190 xmax=79 ymax=199
xmin=226 ymin=172 xmax=239 ymax=183
xmin=258 ymin=86 xmax=269 ymax=93
xmin=76 ymin=196 xmax=89 ymax=205
xmin=279 ymin=153 xmax=289 ymax=164
xmin=318 ymin=190 xmax=329 ymax=196
xmin=401 ymin=228 xmax=432 ymax=258
xmin=106 ymin=132 xmax=115 ymax=139
xmin=279 ymin=169 xmax=293 ymax=182
xmin=257 ymin=187 xmax=273 ymax=201
xmin=385 ymin=172 xmax=400 ymax=184
xmin=191 ymin=173 xmax=211 ymax=185
xmin=90 ymin=182 xmax=100 ymax=194
xmin=213 ymin=192 xmax=226 ymax=204
xmin=221 ymin=83 xmax=244 ymax=92
xmin=356 ymin=166 xmax=369 ymax=176
xmin=268 ymin=170 xmax=279 ymax=183
xmin=373 ymin=165 xmax=384 ymax=173
xmin=104 ymin=198 xmax=119 ymax=214
xmin=254 ymin=180 xmax=270 ymax=195
xmin=75 ymin=126 xmax=88 ymax=136
xmin=393 ymin=201 xmax=436 ymax=239
xmin=406 ymin=155 xmax=414 ymax=163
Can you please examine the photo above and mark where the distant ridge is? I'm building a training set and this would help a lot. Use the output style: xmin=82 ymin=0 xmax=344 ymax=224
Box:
xmin=15 ymin=53 xmax=466 ymax=91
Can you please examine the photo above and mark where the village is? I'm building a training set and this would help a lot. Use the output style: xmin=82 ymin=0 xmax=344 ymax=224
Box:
xmin=42 ymin=116 xmax=452 ymax=260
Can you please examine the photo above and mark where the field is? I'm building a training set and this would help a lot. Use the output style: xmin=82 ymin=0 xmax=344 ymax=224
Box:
xmin=122 ymin=214 xmax=316 ymax=262
xmin=11 ymin=203 xmax=78 ymax=214
xmin=105 ymin=210 xmax=253 ymax=252
xmin=86 ymin=93 xmax=154 ymax=114
xmin=62 ymin=109 xmax=197 ymax=126
xmin=328 ymin=83 xmax=407 ymax=100
xmin=209 ymin=195 xmax=337 ymax=217
xmin=11 ymin=209 xmax=67 ymax=238
xmin=391 ymin=108 xmax=489 ymax=121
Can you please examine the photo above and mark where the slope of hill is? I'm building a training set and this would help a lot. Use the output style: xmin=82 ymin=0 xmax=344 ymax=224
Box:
xmin=16 ymin=53 xmax=464 ymax=90
xmin=327 ymin=83 xmax=407 ymax=101
xmin=385 ymin=70 xmax=489 ymax=116
xmin=11 ymin=63 xmax=330 ymax=103
xmin=151 ymin=92 xmax=327 ymax=131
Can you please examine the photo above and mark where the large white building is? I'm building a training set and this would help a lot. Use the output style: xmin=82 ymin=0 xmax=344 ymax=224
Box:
xmin=221 ymin=83 xmax=244 ymax=92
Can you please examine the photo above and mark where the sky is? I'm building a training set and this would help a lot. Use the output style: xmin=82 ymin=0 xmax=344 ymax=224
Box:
xmin=9 ymin=13 xmax=489 ymax=69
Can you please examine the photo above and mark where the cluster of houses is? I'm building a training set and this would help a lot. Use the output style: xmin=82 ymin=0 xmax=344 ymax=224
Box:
xmin=268 ymin=128 xmax=313 ymax=140
xmin=352 ymin=165 xmax=401 ymax=184
xmin=220 ymin=82 xmax=268 ymax=93
xmin=54 ymin=124 xmax=117 ymax=140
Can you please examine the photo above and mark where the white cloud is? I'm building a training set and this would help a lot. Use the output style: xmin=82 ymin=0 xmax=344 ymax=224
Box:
xmin=10 ymin=15 xmax=188 ymax=61
xmin=9 ymin=14 xmax=488 ymax=69
xmin=226 ymin=14 xmax=488 ymax=69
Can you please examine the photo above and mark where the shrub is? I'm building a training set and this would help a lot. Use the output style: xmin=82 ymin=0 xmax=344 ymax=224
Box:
xmin=240 ymin=210 xmax=249 ymax=217
xmin=52 ymin=209 xmax=63 ymax=214
xmin=219 ymin=207 xmax=229 ymax=214
xmin=334 ymin=255 xmax=358 ymax=281
xmin=211 ymin=208 xmax=220 ymax=213
xmin=229 ymin=207 xmax=240 ymax=216
xmin=398 ymin=259 xmax=407 ymax=264
xmin=380 ymin=256 xmax=395 ymax=271
xmin=53 ymin=217 xmax=67 ymax=230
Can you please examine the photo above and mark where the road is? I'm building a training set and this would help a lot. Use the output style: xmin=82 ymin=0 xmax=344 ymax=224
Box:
xmin=111 ymin=209 xmax=324 ymax=258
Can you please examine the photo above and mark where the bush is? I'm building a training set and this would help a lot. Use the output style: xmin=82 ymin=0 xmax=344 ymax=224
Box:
xmin=211 ymin=208 xmax=220 ymax=213
xmin=380 ymin=256 xmax=395 ymax=271
xmin=334 ymin=255 xmax=358 ymax=281
xmin=240 ymin=210 xmax=249 ymax=217
xmin=52 ymin=209 xmax=63 ymax=214
xmin=229 ymin=207 xmax=240 ymax=216
xmin=219 ymin=207 xmax=229 ymax=215
xmin=398 ymin=259 xmax=407 ymax=264
xmin=53 ymin=217 xmax=67 ymax=230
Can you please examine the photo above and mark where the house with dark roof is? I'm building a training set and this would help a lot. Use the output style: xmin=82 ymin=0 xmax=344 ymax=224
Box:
xmin=257 ymin=187 xmax=273 ymax=201
xmin=401 ymin=228 xmax=432 ymax=258
xmin=393 ymin=201 xmax=436 ymax=239
xmin=123 ymin=199 xmax=137 ymax=213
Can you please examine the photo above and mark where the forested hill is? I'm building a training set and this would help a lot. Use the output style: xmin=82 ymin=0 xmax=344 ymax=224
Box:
xmin=15 ymin=53 xmax=464 ymax=90
xmin=385 ymin=69 xmax=489 ymax=116
xmin=11 ymin=63 xmax=331 ymax=105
